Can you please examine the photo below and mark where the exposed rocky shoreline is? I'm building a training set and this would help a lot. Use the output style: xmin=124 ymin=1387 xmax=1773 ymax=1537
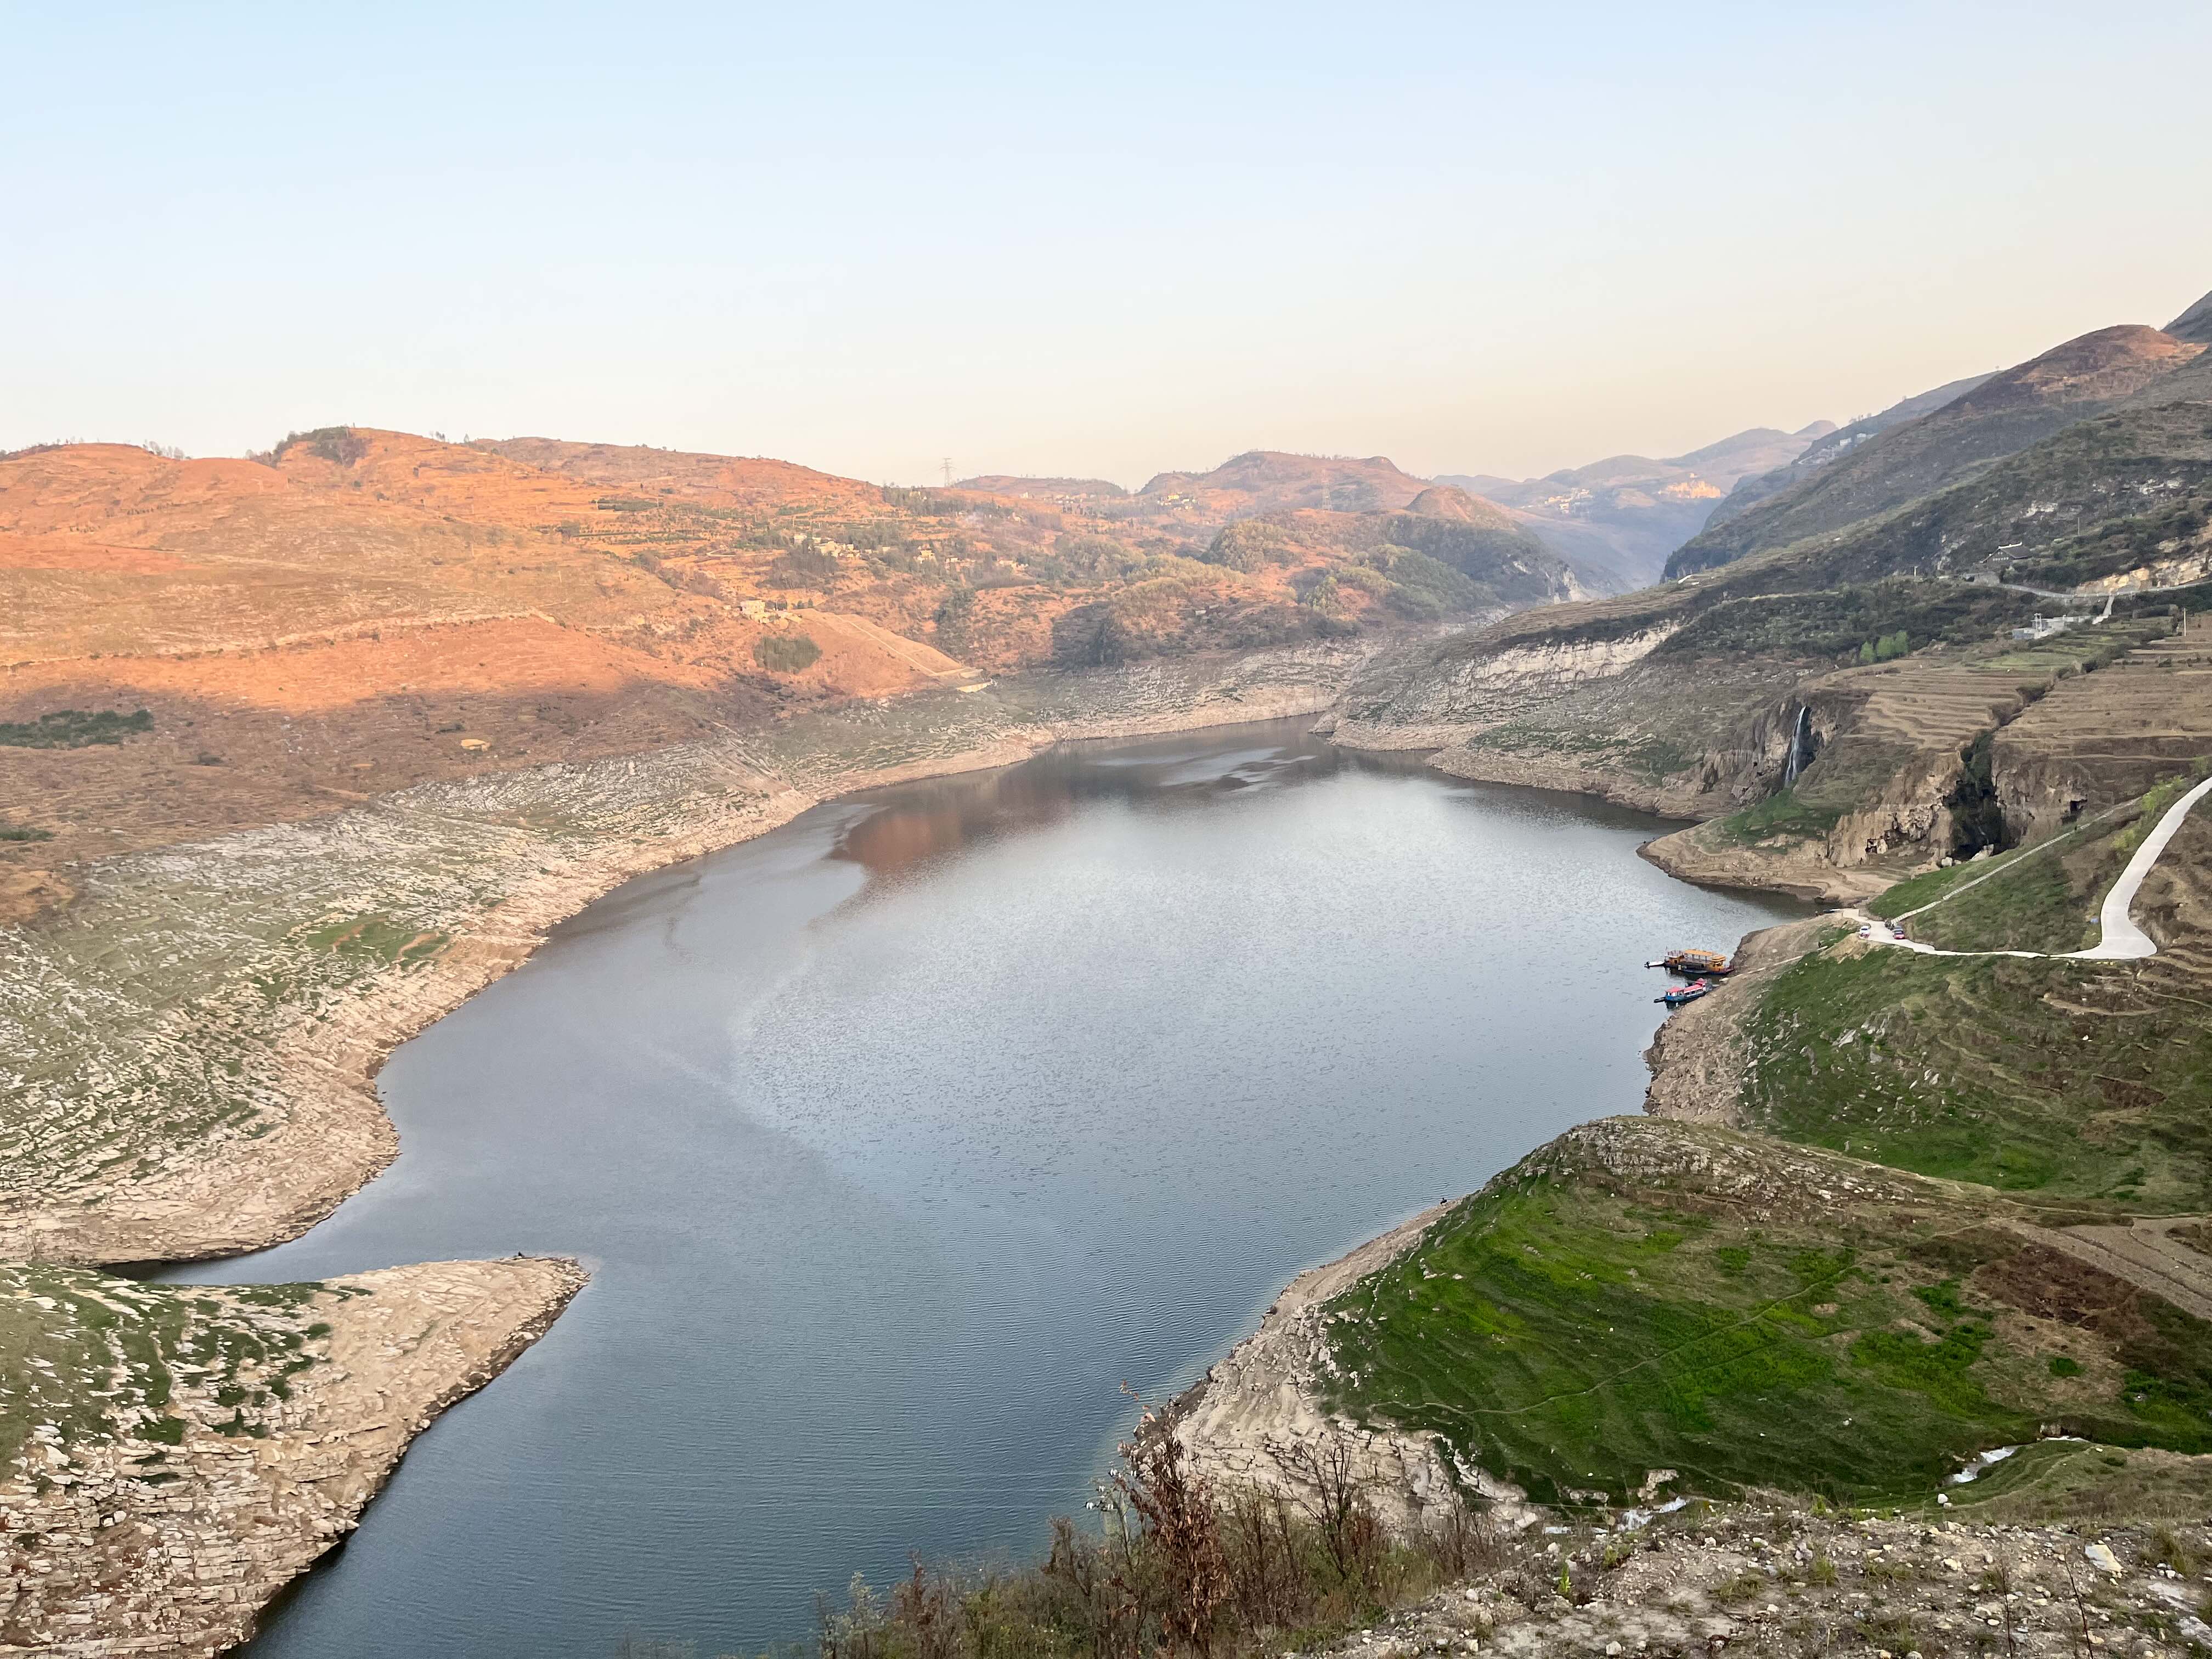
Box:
xmin=2 ymin=1255 xmax=584 ymax=1657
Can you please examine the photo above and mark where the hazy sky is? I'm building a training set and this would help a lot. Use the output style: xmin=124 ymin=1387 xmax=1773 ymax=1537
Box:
xmin=7 ymin=3 xmax=2209 ymax=487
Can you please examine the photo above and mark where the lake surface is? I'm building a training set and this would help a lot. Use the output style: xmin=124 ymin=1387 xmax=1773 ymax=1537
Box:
xmin=161 ymin=719 xmax=1800 ymax=1657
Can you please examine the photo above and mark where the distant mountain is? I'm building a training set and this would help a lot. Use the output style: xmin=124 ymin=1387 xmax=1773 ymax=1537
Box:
xmin=1194 ymin=490 xmax=1583 ymax=615
xmin=955 ymin=475 xmax=1129 ymax=500
xmin=1762 ymin=391 xmax=2212 ymax=596
xmin=1436 ymin=422 xmax=1835 ymax=592
xmin=1403 ymin=484 xmax=1492 ymax=522
xmin=1668 ymin=424 xmax=1840 ymax=483
xmin=1666 ymin=324 xmax=2204 ymax=578
xmin=1138 ymin=451 xmax=1432 ymax=516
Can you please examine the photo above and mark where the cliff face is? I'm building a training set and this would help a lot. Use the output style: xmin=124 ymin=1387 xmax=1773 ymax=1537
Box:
xmin=1339 ymin=579 xmax=2208 ymax=907
xmin=1329 ymin=624 xmax=1684 ymax=752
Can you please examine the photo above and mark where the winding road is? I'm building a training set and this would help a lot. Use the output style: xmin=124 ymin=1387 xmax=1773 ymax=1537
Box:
xmin=1848 ymin=771 xmax=2212 ymax=963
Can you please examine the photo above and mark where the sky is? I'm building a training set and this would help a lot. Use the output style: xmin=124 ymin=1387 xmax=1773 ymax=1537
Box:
xmin=5 ymin=3 xmax=2210 ymax=488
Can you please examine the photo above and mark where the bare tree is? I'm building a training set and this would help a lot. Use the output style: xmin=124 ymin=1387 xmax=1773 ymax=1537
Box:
xmin=1113 ymin=1399 xmax=1228 ymax=1654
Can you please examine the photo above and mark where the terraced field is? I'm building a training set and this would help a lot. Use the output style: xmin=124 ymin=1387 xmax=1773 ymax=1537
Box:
xmin=1997 ymin=618 xmax=2212 ymax=839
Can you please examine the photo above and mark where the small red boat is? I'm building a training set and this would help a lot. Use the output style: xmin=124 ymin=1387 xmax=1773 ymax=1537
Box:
xmin=1660 ymin=978 xmax=1711 ymax=1008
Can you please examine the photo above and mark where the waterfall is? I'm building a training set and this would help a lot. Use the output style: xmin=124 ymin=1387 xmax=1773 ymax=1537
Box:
xmin=1783 ymin=705 xmax=1812 ymax=788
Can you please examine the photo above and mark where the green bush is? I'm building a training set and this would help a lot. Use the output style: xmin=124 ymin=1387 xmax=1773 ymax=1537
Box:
xmin=1857 ymin=629 xmax=1911 ymax=663
xmin=1386 ymin=549 xmax=1482 ymax=617
xmin=751 ymin=633 xmax=822 ymax=673
xmin=1054 ymin=532 xmax=1139 ymax=582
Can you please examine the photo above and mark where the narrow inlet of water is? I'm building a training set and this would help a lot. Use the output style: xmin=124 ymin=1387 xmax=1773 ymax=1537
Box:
xmin=160 ymin=719 xmax=1802 ymax=1656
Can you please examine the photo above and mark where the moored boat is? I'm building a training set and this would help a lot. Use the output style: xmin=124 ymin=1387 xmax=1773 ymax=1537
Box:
xmin=1650 ymin=947 xmax=1733 ymax=977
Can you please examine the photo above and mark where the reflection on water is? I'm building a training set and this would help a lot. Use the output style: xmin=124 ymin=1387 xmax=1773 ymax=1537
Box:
xmin=158 ymin=719 xmax=1801 ymax=1658
xmin=827 ymin=738 xmax=1341 ymax=882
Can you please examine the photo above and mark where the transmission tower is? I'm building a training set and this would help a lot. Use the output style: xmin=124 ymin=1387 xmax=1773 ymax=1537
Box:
xmin=940 ymin=456 xmax=953 ymax=487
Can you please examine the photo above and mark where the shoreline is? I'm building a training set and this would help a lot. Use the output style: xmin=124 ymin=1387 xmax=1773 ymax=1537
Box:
xmin=2 ymin=1253 xmax=586 ymax=1656
xmin=1172 ymin=902 xmax=1833 ymax=1517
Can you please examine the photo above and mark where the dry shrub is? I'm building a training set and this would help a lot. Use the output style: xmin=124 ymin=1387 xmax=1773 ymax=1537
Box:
xmin=812 ymin=1409 xmax=1502 ymax=1659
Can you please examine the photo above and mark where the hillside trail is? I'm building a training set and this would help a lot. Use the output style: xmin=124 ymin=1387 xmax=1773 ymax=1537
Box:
xmin=1842 ymin=772 xmax=2212 ymax=964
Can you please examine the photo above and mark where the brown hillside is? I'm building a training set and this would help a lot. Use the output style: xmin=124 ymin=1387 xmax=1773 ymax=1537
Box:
xmin=1404 ymin=485 xmax=1488 ymax=521
xmin=2 ymin=427 xmax=1560 ymax=921
xmin=475 ymin=436 xmax=890 ymax=517
xmin=1943 ymin=324 xmax=2200 ymax=414
xmin=0 ymin=435 xmax=963 ymax=914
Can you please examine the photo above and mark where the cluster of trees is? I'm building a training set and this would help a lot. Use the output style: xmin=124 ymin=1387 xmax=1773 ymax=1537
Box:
xmin=258 ymin=426 xmax=369 ymax=467
xmin=1198 ymin=521 xmax=1296 ymax=574
xmin=0 ymin=707 xmax=154 ymax=749
xmin=765 ymin=539 xmax=844 ymax=589
xmin=1378 ymin=549 xmax=1482 ymax=619
xmin=1858 ymin=629 xmax=1912 ymax=663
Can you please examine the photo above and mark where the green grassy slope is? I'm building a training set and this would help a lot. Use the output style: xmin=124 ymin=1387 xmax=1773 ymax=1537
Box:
xmin=1319 ymin=1123 xmax=2212 ymax=1509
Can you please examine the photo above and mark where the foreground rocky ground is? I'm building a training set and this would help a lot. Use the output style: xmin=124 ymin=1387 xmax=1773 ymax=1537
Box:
xmin=1316 ymin=1507 xmax=2212 ymax=1658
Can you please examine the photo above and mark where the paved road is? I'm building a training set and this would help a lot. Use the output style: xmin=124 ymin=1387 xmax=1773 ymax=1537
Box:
xmin=2074 ymin=772 xmax=2212 ymax=960
xmin=1847 ymin=771 xmax=2212 ymax=964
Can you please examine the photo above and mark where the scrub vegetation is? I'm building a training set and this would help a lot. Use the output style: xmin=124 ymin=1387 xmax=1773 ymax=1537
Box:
xmin=752 ymin=632 xmax=824 ymax=673
xmin=805 ymin=1409 xmax=1504 ymax=1659
xmin=0 ymin=708 xmax=152 ymax=748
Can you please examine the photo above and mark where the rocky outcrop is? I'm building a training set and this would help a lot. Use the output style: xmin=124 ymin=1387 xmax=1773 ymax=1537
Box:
xmin=0 ymin=1255 xmax=584 ymax=1658
xmin=1330 ymin=625 xmax=1683 ymax=752
xmin=1290 ymin=1506 xmax=2212 ymax=1659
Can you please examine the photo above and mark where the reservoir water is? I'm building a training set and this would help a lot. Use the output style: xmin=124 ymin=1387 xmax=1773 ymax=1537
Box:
xmin=160 ymin=719 xmax=1801 ymax=1656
